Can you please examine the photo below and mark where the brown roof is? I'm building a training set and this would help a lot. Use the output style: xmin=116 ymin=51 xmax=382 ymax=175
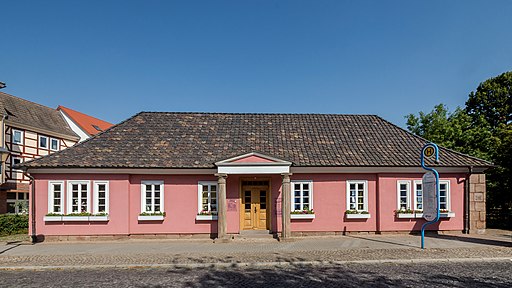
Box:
xmin=57 ymin=106 xmax=114 ymax=136
xmin=0 ymin=92 xmax=78 ymax=139
xmin=23 ymin=112 xmax=492 ymax=169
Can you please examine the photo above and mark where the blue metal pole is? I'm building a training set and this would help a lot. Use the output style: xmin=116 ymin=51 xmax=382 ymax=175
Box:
xmin=420 ymin=143 xmax=441 ymax=249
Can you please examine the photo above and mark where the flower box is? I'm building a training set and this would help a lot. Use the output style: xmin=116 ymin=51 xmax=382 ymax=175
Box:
xmin=44 ymin=215 xmax=63 ymax=222
xmin=88 ymin=215 xmax=109 ymax=221
xmin=396 ymin=213 xmax=416 ymax=219
xmin=345 ymin=213 xmax=371 ymax=219
xmin=291 ymin=214 xmax=315 ymax=220
xmin=62 ymin=216 xmax=90 ymax=221
xmin=196 ymin=215 xmax=218 ymax=221
xmin=138 ymin=215 xmax=165 ymax=221
xmin=396 ymin=212 xmax=455 ymax=219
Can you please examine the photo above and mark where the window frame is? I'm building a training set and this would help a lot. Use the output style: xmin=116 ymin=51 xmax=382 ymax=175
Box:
xmin=6 ymin=192 xmax=29 ymax=214
xmin=346 ymin=180 xmax=368 ymax=212
xmin=67 ymin=180 xmax=90 ymax=214
xmin=413 ymin=180 xmax=450 ymax=211
xmin=48 ymin=181 xmax=65 ymax=214
xmin=50 ymin=138 xmax=60 ymax=151
xmin=140 ymin=180 xmax=164 ymax=214
xmin=413 ymin=180 xmax=423 ymax=211
xmin=197 ymin=181 xmax=218 ymax=213
xmin=39 ymin=135 xmax=49 ymax=149
xmin=291 ymin=180 xmax=314 ymax=211
xmin=93 ymin=181 xmax=109 ymax=214
xmin=11 ymin=156 xmax=23 ymax=172
xmin=396 ymin=180 xmax=411 ymax=210
xmin=12 ymin=129 xmax=23 ymax=144
xmin=439 ymin=180 xmax=451 ymax=211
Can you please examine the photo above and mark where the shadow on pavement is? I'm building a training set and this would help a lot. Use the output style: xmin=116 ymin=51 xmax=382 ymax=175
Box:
xmin=346 ymin=235 xmax=419 ymax=249
xmin=432 ymin=234 xmax=512 ymax=247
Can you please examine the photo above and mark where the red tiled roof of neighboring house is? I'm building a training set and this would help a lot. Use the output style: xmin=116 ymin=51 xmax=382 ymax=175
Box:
xmin=57 ymin=106 xmax=113 ymax=136
xmin=22 ymin=112 xmax=493 ymax=169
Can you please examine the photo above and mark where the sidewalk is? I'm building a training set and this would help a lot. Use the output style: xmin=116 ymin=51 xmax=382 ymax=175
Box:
xmin=0 ymin=230 xmax=510 ymax=270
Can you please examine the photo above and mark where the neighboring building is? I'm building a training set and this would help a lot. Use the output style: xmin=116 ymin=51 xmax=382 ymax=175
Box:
xmin=0 ymin=91 xmax=80 ymax=214
xmin=23 ymin=112 xmax=491 ymax=241
xmin=58 ymin=106 xmax=113 ymax=142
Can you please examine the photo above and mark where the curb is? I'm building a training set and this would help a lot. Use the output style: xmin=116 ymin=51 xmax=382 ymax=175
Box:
xmin=1 ymin=257 xmax=511 ymax=271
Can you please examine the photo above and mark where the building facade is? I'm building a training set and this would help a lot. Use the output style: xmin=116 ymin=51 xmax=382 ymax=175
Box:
xmin=23 ymin=112 xmax=491 ymax=241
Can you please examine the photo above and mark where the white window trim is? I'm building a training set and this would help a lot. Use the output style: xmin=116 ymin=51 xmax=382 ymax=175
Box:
xmin=396 ymin=180 xmax=411 ymax=210
xmin=12 ymin=129 xmax=23 ymax=144
xmin=291 ymin=180 xmax=314 ymax=211
xmin=346 ymin=180 xmax=369 ymax=212
xmin=50 ymin=138 xmax=60 ymax=151
xmin=67 ymin=180 xmax=91 ymax=214
xmin=39 ymin=135 xmax=49 ymax=149
xmin=48 ymin=181 xmax=65 ymax=214
xmin=413 ymin=180 xmax=423 ymax=211
xmin=93 ymin=181 xmax=109 ymax=214
xmin=197 ymin=181 xmax=218 ymax=213
xmin=11 ymin=156 xmax=23 ymax=172
xmin=439 ymin=180 xmax=451 ymax=211
xmin=141 ymin=180 xmax=164 ymax=213
xmin=413 ymin=180 xmax=451 ymax=211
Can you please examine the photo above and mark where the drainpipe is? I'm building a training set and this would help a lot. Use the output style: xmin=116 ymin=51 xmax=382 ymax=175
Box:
xmin=24 ymin=171 xmax=37 ymax=243
xmin=463 ymin=166 xmax=473 ymax=234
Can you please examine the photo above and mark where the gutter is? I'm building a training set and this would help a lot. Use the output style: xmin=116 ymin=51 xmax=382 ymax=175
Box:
xmin=464 ymin=166 xmax=473 ymax=234
xmin=23 ymin=170 xmax=37 ymax=243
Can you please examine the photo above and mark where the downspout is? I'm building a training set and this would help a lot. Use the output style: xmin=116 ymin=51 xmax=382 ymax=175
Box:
xmin=24 ymin=171 xmax=37 ymax=243
xmin=463 ymin=166 xmax=473 ymax=234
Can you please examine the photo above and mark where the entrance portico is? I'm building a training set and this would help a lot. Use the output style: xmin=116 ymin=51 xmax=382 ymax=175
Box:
xmin=214 ymin=152 xmax=292 ymax=240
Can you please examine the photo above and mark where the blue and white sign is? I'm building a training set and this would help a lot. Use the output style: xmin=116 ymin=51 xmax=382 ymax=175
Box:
xmin=422 ymin=171 xmax=437 ymax=221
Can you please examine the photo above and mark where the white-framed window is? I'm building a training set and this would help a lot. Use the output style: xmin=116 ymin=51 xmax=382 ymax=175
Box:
xmin=141 ymin=181 xmax=164 ymax=213
xmin=396 ymin=180 xmax=411 ymax=210
xmin=50 ymin=138 xmax=59 ymax=151
xmin=11 ymin=156 xmax=22 ymax=171
xmin=48 ymin=181 xmax=65 ymax=214
xmin=439 ymin=180 xmax=450 ymax=210
xmin=346 ymin=180 xmax=368 ymax=212
xmin=12 ymin=129 xmax=23 ymax=144
xmin=7 ymin=192 xmax=29 ymax=214
xmin=198 ymin=181 xmax=217 ymax=213
xmin=67 ymin=181 xmax=90 ymax=214
xmin=291 ymin=180 xmax=313 ymax=211
xmin=93 ymin=181 xmax=109 ymax=214
xmin=413 ymin=180 xmax=450 ymax=211
xmin=39 ymin=135 xmax=49 ymax=149
xmin=413 ymin=180 xmax=423 ymax=211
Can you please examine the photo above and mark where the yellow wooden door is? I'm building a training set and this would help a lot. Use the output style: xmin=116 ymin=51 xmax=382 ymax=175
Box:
xmin=242 ymin=188 xmax=268 ymax=230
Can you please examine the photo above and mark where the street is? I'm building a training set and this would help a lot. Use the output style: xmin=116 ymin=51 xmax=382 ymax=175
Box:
xmin=1 ymin=260 xmax=511 ymax=287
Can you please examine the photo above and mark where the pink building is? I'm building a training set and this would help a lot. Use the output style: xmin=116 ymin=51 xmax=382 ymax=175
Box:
xmin=22 ymin=113 xmax=491 ymax=241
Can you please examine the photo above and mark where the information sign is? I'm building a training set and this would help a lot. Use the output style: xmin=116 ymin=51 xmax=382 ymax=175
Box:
xmin=422 ymin=171 xmax=437 ymax=221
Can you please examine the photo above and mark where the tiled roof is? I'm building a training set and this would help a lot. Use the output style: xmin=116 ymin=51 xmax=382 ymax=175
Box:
xmin=58 ymin=106 xmax=114 ymax=136
xmin=0 ymin=92 xmax=78 ymax=139
xmin=23 ymin=112 xmax=492 ymax=169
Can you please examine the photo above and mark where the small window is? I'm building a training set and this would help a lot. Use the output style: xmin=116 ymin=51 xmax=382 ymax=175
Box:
xmin=11 ymin=157 xmax=22 ymax=171
xmin=48 ymin=181 xmax=64 ymax=214
xmin=6 ymin=192 xmax=29 ymax=214
xmin=67 ymin=181 xmax=90 ymax=214
xmin=50 ymin=138 xmax=59 ymax=151
xmin=346 ymin=180 xmax=368 ymax=212
xmin=141 ymin=181 xmax=164 ymax=213
xmin=12 ymin=130 xmax=23 ymax=144
xmin=94 ymin=181 xmax=109 ymax=214
xmin=39 ymin=135 xmax=49 ymax=149
xmin=396 ymin=181 xmax=411 ymax=210
xmin=414 ymin=180 xmax=450 ymax=211
xmin=198 ymin=181 xmax=217 ymax=213
xmin=291 ymin=181 xmax=313 ymax=211
xmin=414 ymin=181 xmax=423 ymax=210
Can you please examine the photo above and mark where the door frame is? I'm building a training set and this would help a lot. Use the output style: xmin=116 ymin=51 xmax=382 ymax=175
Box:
xmin=239 ymin=177 xmax=272 ymax=231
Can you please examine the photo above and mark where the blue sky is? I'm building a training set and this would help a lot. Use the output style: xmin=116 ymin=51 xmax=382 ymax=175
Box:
xmin=1 ymin=0 xmax=511 ymax=127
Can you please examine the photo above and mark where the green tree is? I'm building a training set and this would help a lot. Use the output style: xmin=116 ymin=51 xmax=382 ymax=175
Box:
xmin=406 ymin=71 xmax=512 ymax=229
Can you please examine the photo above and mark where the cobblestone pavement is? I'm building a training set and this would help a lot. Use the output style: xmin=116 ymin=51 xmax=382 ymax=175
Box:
xmin=0 ymin=260 xmax=511 ymax=287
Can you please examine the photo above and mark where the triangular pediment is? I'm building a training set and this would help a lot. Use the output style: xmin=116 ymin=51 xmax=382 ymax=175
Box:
xmin=215 ymin=152 xmax=291 ymax=166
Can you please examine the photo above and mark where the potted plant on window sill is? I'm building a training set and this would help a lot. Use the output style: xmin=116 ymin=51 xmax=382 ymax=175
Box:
xmin=395 ymin=209 xmax=417 ymax=219
xmin=138 ymin=212 xmax=166 ymax=221
xmin=44 ymin=212 xmax=110 ymax=222
xmin=395 ymin=209 xmax=455 ymax=219
xmin=196 ymin=210 xmax=218 ymax=221
xmin=345 ymin=210 xmax=371 ymax=219
xmin=290 ymin=208 xmax=315 ymax=219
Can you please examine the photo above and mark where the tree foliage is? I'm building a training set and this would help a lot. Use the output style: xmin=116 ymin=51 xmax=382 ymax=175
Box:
xmin=406 ymin=71 xmax=512 ymax=228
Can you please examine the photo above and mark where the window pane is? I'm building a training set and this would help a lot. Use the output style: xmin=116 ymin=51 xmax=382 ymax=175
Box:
xmin=210 ymin=185 xmax=216 ymax=192
xmin=7 ymin=192 xmax=16 ymax=200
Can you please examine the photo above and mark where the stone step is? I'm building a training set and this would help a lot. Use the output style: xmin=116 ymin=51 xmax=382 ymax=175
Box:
xmin=237 ymin=230 xmax=276 ymax=240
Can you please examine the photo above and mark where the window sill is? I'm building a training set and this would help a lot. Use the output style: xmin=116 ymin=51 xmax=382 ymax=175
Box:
xmin=396 ymin=212 xmax=455 ymax=219
xmin=44 ymin=215 xmax=109 ymax=222
xmin=291 ymin=214 xmax=315 ymax=220
xmin=345 ymin=213 xmax=371 ymax=219
xmin=196 ymin=215 xmax=218 ymax=221
xmin=138 ymin=215 xmax=165 ymax=221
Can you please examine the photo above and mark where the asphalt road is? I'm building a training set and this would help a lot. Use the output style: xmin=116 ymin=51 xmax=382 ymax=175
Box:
xmin=1 ymin=260 xmax=511 ymax=287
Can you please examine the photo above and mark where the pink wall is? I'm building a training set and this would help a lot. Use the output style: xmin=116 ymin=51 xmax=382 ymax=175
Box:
xmin=231 ymin=155 xmax=275 ymax=163
xmin=30 ymin=172 xmax=466 ymax=237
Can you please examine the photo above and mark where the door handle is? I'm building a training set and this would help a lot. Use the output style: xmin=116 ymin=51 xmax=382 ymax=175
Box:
xmin=254 ymin=206 xmax=256 ymax=213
